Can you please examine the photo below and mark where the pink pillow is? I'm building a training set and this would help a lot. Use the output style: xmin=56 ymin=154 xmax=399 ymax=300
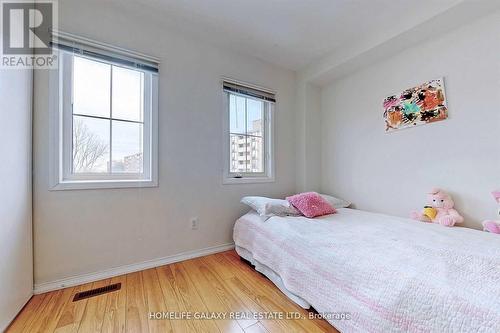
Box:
xmin=286 ymin=192 xmax=337 ymax=218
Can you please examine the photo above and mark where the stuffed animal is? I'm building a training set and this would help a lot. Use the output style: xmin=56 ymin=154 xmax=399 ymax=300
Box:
xmin=410 ymin=188 xmax=464 ymax=227
xmin=482 ymin=191 xmax=500 ymax=234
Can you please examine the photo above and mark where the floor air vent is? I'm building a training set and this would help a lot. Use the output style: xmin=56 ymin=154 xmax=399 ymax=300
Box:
xmin=73 ymin=283 xmax=121 ymax=301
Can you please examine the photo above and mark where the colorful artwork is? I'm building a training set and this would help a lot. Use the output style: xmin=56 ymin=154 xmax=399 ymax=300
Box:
xmin=383 ymin=78 xmax=448 ymax=132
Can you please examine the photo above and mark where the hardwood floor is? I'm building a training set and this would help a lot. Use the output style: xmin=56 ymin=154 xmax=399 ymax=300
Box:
xmin=7 ymin=251 xmax=339 ymax=333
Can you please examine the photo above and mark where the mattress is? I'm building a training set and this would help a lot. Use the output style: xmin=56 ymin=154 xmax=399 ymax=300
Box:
xmin=233 ymin=208 xmax=500 ymax=333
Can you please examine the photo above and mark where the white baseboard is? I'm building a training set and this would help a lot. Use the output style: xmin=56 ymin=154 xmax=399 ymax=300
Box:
xmin=34 ymin=243 xmax=235 ymax=294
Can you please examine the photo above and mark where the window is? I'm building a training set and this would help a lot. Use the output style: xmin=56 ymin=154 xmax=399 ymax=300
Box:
xmin=50 ymin=33 xmax=159 ymax=190
xmin=223 ymin=80 xmax=275 ymax=184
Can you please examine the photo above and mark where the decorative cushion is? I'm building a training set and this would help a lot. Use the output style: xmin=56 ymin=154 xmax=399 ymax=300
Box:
xmin=286 ymin=192 xmax=337 ymax=218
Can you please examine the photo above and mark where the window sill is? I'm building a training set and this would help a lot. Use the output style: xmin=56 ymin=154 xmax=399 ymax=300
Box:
xmin=222 ymin=176 xmax=275 ymax=185
xmin=50 ymin=179 xmax=158 ymax=191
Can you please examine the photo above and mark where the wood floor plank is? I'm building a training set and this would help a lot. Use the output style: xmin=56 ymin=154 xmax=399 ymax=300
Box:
xmin=244 ymin=322 xmax=269 ymax=333
xmin=202 ymin=255 xmax=290 ymax=333
xmin=54 ymin=283 xmax=94 ymax=333
xmin=23 ymin=290 xmax=64 ymax=333
xmin=168 ymin=262 xmax=220 ymax=333
xmin=203 ymin=253 xmax=250 ymax=285
xmin=225 ymin=276 xmax=298 ymax=333
xmin=78 ymin=279 xmax=112 ymax=333
xmin=156 ymin=263 xmax=220 ymax=333
xmin=141 ymin=268 xmax=173 ymax=333
xmin=156 ymin=265 xmax=198 ymax=333
xmin=181 ymin=258 xmax=247 ymax=332
xmin=198 ymin=256 xmax=259 ymax=329
xmin=100 ymin=275 xmax=127 ymax=333
xmin=125 ymin=272 xmax=149 ymax=333
xmin=5 ymin=293 xmax=47 ymax=333
xmin=203 ymin=251 xmax=237 ymax=280
xmin=37 ymin=286 xmax=77 ymax=333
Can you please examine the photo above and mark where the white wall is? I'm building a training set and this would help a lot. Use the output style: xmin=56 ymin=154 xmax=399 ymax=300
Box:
xmin=295 ymin=81 xmax=322 ymax=192
xmin=320 ymin=11 xmax=500 ymax=229
xmin=0 ymin=69 xmax=33 ymax=330
xmin=33 ymin=0 xmax=297 ymax=286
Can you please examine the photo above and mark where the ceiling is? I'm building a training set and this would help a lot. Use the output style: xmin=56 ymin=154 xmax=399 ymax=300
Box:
xmin=108 ymin=0 xmax=462 ymax=71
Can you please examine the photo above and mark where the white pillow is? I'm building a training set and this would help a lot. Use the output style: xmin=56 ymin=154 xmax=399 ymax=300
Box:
xmin=241 ymin=196 xmax=300 ymax=217
xmin=319 ymin=194 xmax=351 ymax=209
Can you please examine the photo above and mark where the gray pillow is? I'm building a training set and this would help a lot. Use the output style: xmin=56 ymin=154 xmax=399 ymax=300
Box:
xmin=241 ymin=196 xmax=301 ymax=217
xmin=320 ymin=194 xmax=351 ymax=208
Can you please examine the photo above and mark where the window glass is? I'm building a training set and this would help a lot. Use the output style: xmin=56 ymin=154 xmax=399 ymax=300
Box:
xmin=229 ymin=95 xmax=246 ymax=135
xmin=72 ymin=115 xmax=110 ymax=173
xmin=71 ymin=58 xmax=146 ymax=175
xmin=73 ymin=56 xmax=111 ymax=118
xmin=111 ymin=121 xmax=143 ymax=173
xmin=112 ymin=66 xmax=144 ymax=122
xmin=228 ymin=94 xmax=265 ymax=174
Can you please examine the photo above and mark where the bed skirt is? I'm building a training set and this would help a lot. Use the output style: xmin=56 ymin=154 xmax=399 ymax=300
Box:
xmin=235 ymin=245 xmax=311 ymax=309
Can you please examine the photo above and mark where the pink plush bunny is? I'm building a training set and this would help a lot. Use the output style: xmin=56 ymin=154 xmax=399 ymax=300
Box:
xmin=410 ymin=188 xmax=464 ymax=227
xmin=482 ymin=191 xmax=500 ymax=234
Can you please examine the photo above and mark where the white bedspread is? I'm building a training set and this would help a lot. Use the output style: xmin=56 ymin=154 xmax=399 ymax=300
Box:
xmin=233 ymin=208 xmax=500 ymax=333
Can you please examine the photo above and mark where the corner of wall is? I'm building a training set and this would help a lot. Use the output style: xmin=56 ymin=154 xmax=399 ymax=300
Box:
xmin=295 ymin=78 xmax=322 ymax=193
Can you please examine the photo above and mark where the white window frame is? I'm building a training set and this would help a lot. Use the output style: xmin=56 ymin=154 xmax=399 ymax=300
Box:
xmin=49 ymin=34 xmax=159 ymax=191
xmin=222 ymin=80 xmax=275 ymax=185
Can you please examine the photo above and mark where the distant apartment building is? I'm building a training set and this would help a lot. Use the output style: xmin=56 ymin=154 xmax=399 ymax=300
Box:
xmin=124 ymin=153 xmax=143 ymax=173
xmin=230 ymin=119 xmax=263 ymax=173
xmin=111 ymin=152 xmax=143 ymax=173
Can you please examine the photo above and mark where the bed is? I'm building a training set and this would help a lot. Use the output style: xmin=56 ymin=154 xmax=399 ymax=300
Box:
xmin=233 ymin=208 xmax=500 ymax=333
